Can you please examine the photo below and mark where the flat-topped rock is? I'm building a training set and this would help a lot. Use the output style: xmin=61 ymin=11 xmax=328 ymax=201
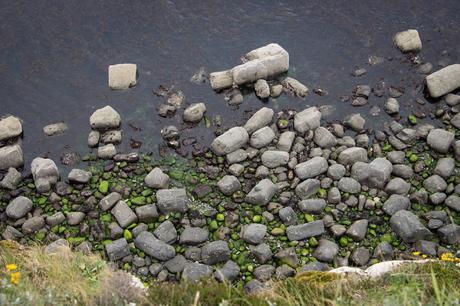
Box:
xmin=108 ymin=63 xmax=137 ymax=90
xmin=90 ymin=106 xmax=121 ymax=130
xmin=0 ymin=116 xmax=22 ymax=141
xmin=0 ymin=144 xmax=23 ymax=170
xmin=211 ymin=127 xmax=249 ymax=155
xmin=393 ymin=29 xmax=422 ymax=53
xmin=426 ymin=64 xmax=460 ymax=98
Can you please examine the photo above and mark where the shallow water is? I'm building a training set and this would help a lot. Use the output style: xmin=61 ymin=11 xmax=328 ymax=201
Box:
xmin=1 ymin=0 xmax=459 ymax=171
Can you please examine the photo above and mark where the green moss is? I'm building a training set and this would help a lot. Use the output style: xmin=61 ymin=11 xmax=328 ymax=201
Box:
xmin=98 ymin=181 xmax=109 ymax=194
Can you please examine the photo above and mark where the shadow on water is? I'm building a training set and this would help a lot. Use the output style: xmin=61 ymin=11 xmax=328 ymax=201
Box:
xmin=0 ymin=0 xmax=459 ymax=172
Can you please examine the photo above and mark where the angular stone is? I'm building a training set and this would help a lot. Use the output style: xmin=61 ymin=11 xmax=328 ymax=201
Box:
xmin=294 ymin=107 xmax=321 ymax=134
xmin=90 ymin=106 xmax=121 ymax=130
xmin=99 ymin=192 xmax=122 ymax=211
xmin=0 ymin=116 xmax=22 ymax=141
xmin=182 ymin=262 xmax=212 ymax=282
xmin=68 ymin=169 xmax=92 ymax=184
xmin=201 ymin=240 xmax=231 ymax=265
xmin=295 ymin=179 xmax=320 ymax=199
xmin=390 ymin=210 xmax=431 ymax=243
xmin=111 ymin=200 xmax=138 ymax=228
xmin=105 ymin=238 xmax=131 ymax=261
xmin=134 ymin=231 xmax=176 ymax=261
xmin=277 ymin=131 xmax=295 ymax=152
xmin=313 ymin=239 xmax=339 ymax=263
xmin=22 ymin=216 xmax=45 ymax=234
xmin=423 ymin=175 xmax=447 ymax=193
xmin=367 ymin=158 xmax=393 ymax=188
xmin=383 ymin=194 xmax=410 ymax=216
xmin=261 ymin=150 xmax=289 ymax=168
xmin=286 ymin=220 xmax=325 ymax=241
xmin=344 ymin=113 xmax=365 ymax=132
xmin=346 ymin=219 xmax=368 ymax=241
xmin=313 ymin=127 xmax=337 ymax=148
xmin=338 ymin=147 xmax=368 ymax=165
xmin=156 ymin=188 xmax=189 ymax=214
xmin=154 ymin=220 xmax=177 ymax=244
xmin=250 ymin=243 xmax=273 ymax=264
xmin=394 ymin=29 xmax=422 ymax=53
xmin=245 ymin=179 xmax=277 ymax=205
xmin=427 ymin=129 xmax=454 ymax=153
xmin=179 ymin=227 xmax=209 ymax=245
xmin=209 ymin=69 xmax=233 ymax=91
xmin=295 ymin=156 xmax=328 ymax=180
xmin=31 ymin=157 xmax=59 ymax=193
xmin=278 ymin=207 xmax=298 ymax=225
xmin=211 ymin=127 xmax=249 ymax=155
xmin=437 ymin=224 xmax=460 ymax=244
xmin=426 ymin=64 xmax=460 ymax=98
xmin=214 ymin=260 xmax=240 ymax=282
xmin=0 ymin=144 xmax=23 ymax=170
xmin=298 ymin=199 xmax=326 ymax=214
xmin=0 ymin=167 xmax=22 ymax=190
xmin=108 ymin=63 xmax=137 ymax=90
xmin=241 ymin=223 xmax=267 ymax=244
xmin=144 ymin=167 xmax=169 ymax=189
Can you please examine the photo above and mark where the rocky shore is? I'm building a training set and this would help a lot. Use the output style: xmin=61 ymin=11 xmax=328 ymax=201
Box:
xmin=1 ymin=30 xmax=460 ymax=292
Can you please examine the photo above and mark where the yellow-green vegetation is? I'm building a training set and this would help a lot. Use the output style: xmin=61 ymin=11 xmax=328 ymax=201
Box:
xmin=1 ymin=241 xmax=460 ymax=306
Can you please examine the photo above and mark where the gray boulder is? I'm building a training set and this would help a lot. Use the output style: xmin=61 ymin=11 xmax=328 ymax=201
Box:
xmin=31 ymin=157 xmax=59 ymax=193
xmin=423 ymin=175 xmax=447 ymax=193
xmin=367 ymin=158 xmax=393 ymax=188
xmin=255 ymin=79 xmax=270 ymax=99
xmin=0 ymin=144 xmax=23 ymax=170
xmin=346 ymin=219 xmax=368 ymax=241
xmin=182 ymin=262 xmax=212 ymax=282
xmin=183 ymin=103 xmax=206 ymax=123
xmin=294 ymin=107 xmax=321 ymax=134
xmin=0 ymin=116 xmax=22 ymax=141
xmin=338 ymin=177 xmax=361 ymax=193
xmin=245 ymin=179 xmax=277 ymax=205
xmin=298 ymin=199 xmax=326 ymax=214
xmin=106 ymin=238 xmax=131 ymax=261
xmin=68 ymin=169 xmax=92 ymax=184
xmin=90 ymin=106 xmax=121 ymax=130
xmin=313 ymin=239 xmax=339 ymax=262
xmin=135 ymin=204 xmax=158 ymax=222
xmin=337 ymin=147 xmax=368 ymax=165
xmin=179 ymin=227 xmax=209 ymax=245
xmin=145 ymin=167 xmax=169 ymax=189
xmin=156 ymin=188 xmax=189 ymax=214
xmin=97 ymin=144 xmax=117 ymax=159
xmin=434 ymin=158 xmax=455 ymax=178
xmin=134 ymin=231 xmax=176 ymax=261
xmin=108 ymin=63 xmax=137 ymax=90
xmin=383 ymin=194 xmax=410 ymax=215
xmin=201 ymin=240 xmax=231 ymax=265
xmin=99 ymin=192 xmax=122 ymax=211
xmin=111 ymin=200 xmax=138 ymax=228
xmin=426 ymin=64 xmax=460 ymax=98
xmin=295 ymin=179 xmax=320 ymax=199
xmin=22 ymin=216 xmax=45 ymax=234
xmin=427 ymin=129 xmax=454 ymax=153
xmin=211 ymin=127 xmax=249 ymax=155
xmin=261 ymin=150 xmax=289 ymax=168
xmin=6 ymin=196 xmax=32 ymax=219
xmin=217 ymin=175 xmax=241 ymax=195
xmin=250 ymin=126 xmax=275 ymax=148
xmin=327 ymin=164 xmax=346 ymax=180
xmin=0 ymin=167 xmax=22 ymax=189
xmin=390 ymin=210 xmax=431 ymax=243
xmin=313 ymin=127 xmax=337 ymax=148
xmin=286 ymin=220 xmax=325 ymax=241
xmin=241 ymin=223 xmax=267 ymax=244
xmin=385 ymin=177 xmax=411 ymax=195
xmin=214 ymin=260 xmax=240 ymax=282
xmin=244 ymin=107 xmax=274 ymax=134
xmin=277 ymin=131 xmax=295 ymax=151
xmin=437 ymin=224 xmax=460 ymax=244
xmin=394 ymin=29 xmax=422 ymax=53
xmin=295 ymin=156 xmax=328 ymax=179
xmin=154 ymin=220 xmax=177 ymax=244
xmin=278 ymin=207 xmax=298 ymax=225
xmin=344 ymin=113 xmax=365 ymax=131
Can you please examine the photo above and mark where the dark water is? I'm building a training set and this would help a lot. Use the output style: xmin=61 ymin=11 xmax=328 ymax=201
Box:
xmin=1 ymin=0 xmax=459 ymax=170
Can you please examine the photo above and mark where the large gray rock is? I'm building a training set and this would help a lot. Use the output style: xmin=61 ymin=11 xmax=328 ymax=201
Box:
xmin=427 ymin=129 xmax=455 ymax=153
xmin=99 ymin=192 xmax=122 ymax=211
xmin=337 ymin=147 xmax=368 ymax=165
xmin=423 ymin=175 xmax=447 ymax=193
xmin=0 ymin=116 xmax=22 ymax=141
xmin=393 ymin=29 xmax=422 ymax=53
xmin=241 ymin=223 xmax=267 ymax=244
xmin=298 ymin=199 xmax=326 ymax=214
xmin=217 ymin=175 xmax=241 ymax=195
xmin=209 ymin=69 xmax=233 ymax=91
xmin=294 ymin=107 xmax=321 ymax=134
xmin=144 ymin=167 xmax=169 ymax=189
xmin=346 ymin=219 xmax=368 ymax=241
xmin=108 ymin=63 xmax=137 ymax=90
xmin=2 ymin=226 xmax=24 ymax=241
xmin=282 ymin=77 xmax=309 ymax=97
xmin=434 ymin=158 xmax=455 ymax=178
xmin=338 ymin=177 xmax=361 ymax=193
xmin=68 ymin=169 xmax=92 ymax=184
xmin=232 ymin=53 xmax=289 ymax=85
xmin=313 ymin=239 xmax=339 ymax=262
xmin=211 ymin=127 xmax=249 ymax=155
xmin=385 ymin=98 xmax=400 ymax=114
xmin=245 ymin=179 xmax=277 ymax=205
xmin=201 ymin=240 xmax=231 ymax=265
xmin=344 ymin=113 xmax=365 ymax=132
xmin=295 ymin=179 xmax=320 ymax=199
xmin=111 ymin=200 xmax=138 ymax=228
xmin=250 ymin=126 xmax=276 ymax=148
xmin=31 ymin=157 xmax=59 ymax=193
xmin=179 ymin=227 xmax=209 ymax=245
xmin=254 ymin=79 xmax=270 ymax=99
xmin=90 ymin=106 xmax=121 ymax=129
xmin=426 ymin=64 xmax=460 ymax=98
xmin=313 ymin=127 xmax=337 ymax=148
xmin=277 ymin=131 xmax=295 ymax=152
xmin=279 ymin=207 xmax=298 ymax=225
xmin=6 ymin=196 xmax=32 ymax=219
xmin=437 ymin=224 xmax=460 ymax=244
xmin=22 ymin=216 xmax=45 ymax=234
xmin=182 ymin=262 xmax=212 ymax=282
xmin=135 ymin=204 xmax=158 ymax=222
xmin=250 ymin=243 xmax=273 ymax=264
xmin=154 ymin=220 xmax=177 ymax=244
xmin=244 ymin=107 xmax=274 ymax=134
xmin=0 ymin=167 xmax=22 ymax=190
xmin=445 ymin=195 xmax=460 ymax=212
xmin=286 ymin=220 xmax=325 ymax=241
xmin=367 ymin=158 xmax=393 ymax=188
xmin=383 ymin=194 xmax=410 ymax=216
xmin=295 ymin=156 xmax=328 ymax=179
xmin=106 ymin=238 xmax=131 ymax=261
xmin=97 ymin=144 xmax=117 ymax=159
xmin=261 ymin=150 xmax=289 ymax=168
xmin=243 ymin=43 xmax=288 ymax=62
xmin=0 ymin=144 xmax=23 ymax=170
xmin=134 ymin=231 xmax=176 ymax=261
xmin=385 ymin=177 xmax=411 ymax=195
xmin=390 ymin=210 xmax=431 ymax=243
xmin=214 ymin=260 xmax=240 ymax=282
xmin=156 ymin=188 xmax=189 ymax=214
xmin=183 ymin=103 xmax=206 ymax=123
xmin=327 ymin=164 xmax=346 ymax=180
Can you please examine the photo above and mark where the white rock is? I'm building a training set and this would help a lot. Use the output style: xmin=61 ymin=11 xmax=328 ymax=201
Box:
xmin=426 ymin=64 xmax=460 ymax=98
xmin=88 ymin=130 xmax=100 ymax=147
xmin=31 ymin=157 xmax=59 ymax=193
xmin=242 ymin=43 xmax=288 ymax=62
xmin=0 ymin=144 xmax=23 ymax=170
xmin=108 ymin=63 xmax=137 ymax=90
xmin=393 ymin=29 xmax=422 ymax=53
xmin=277 ymin=131 xmax=295 ymax=152
xmin=209 ymin=70 xmax=233 ymax=91
xmin=232 ymin=54 xmax=289 ymax=85
xmin=254 ymin=79 xmax=270 ymax=99
xmin=281 ymin=77 xmax=308 ymax=97
xmin=250 ymin=126 xmax=276 ymax=148
xmin=145 ymin=167 xmax=169 ymax=189
xmin=0 ymin=116 xmax=22 ymax=142
xmin=244 ymin=107 xmax=274 ymax=134
xmin=183 ymin=103 xmax=206 ymax=123
xmin=261 ymin=151 xmax=289 ymax=168
xmin=384 ymin=98 xmax=400 ymax=114
xmin=90 ymin=106 xmax=121 ymax=130
xmin=211 ymin=127 xmax=249 ymax=155
xmin=43 ymin=122 xmax=68 ymax=136
xmin=294 ymin=107 xmax=321 ymax=134
xmin=98 ymin=144 xmax=117 ymax=159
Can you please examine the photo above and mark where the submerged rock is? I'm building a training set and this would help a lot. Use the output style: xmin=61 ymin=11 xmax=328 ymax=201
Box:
xmin=183 ymin=103 xmax=206 ymax=123
xmin=43 ymin=122 xmax=68 ymax=136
